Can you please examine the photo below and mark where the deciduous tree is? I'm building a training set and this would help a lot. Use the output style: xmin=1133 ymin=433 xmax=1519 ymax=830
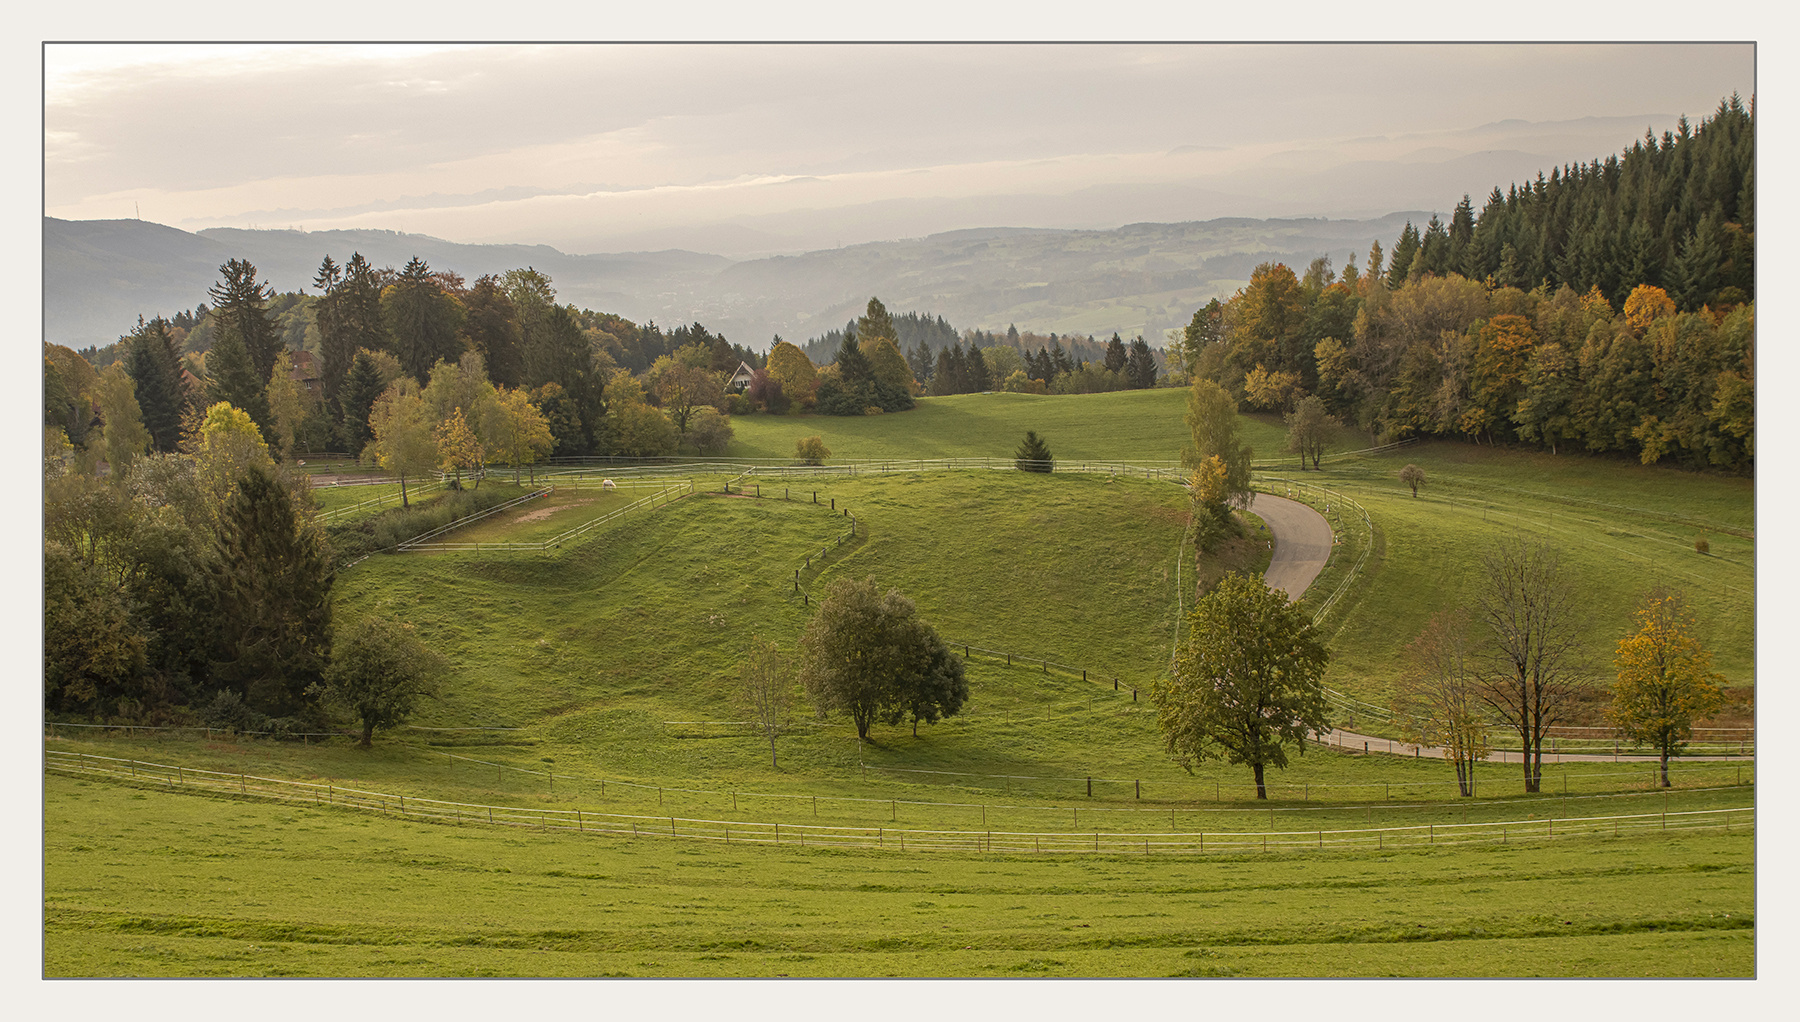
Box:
xmin=795 ymin=436 xmax=830 ymax=465
xmin=1393 ymin=610 xmax=1490 ymax=796
xmin=366 ymin=380 xmax=436 ymax=508
xmin=736 ymin=636 xmax=803 ymax=767
xmin=322 ymin=616 xmax=443 ymax=748
xmin=1609 ymin=588 xmax=1724 ymax=787
xmin=1183 ymin=378 xmax=1253 ymax=509
xmin=489 ymin=387 xmax=554 ymax=483
xmin=1399 ymin=463 xmax=1425 ymax=497
xmin=798 ymin=577 xmax=965 ymax=741
xmin=1283 ymin=394 xmax=1337 ymax=470
xmin=1473 ymin=538 xmax=1585 ymax=793
xmin=1153 ymin=572 xmax=1330 ymax=799
xmin=433 ymin=407 xmax=485 ymax=488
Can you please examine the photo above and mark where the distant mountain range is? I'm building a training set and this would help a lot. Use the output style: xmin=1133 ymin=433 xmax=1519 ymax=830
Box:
xmin=44 ymin=212 xmax=1422 ymax=351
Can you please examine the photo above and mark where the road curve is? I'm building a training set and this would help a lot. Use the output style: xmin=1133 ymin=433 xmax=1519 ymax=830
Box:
xmin=1248 ymin=492 xmax=1334 ymax=602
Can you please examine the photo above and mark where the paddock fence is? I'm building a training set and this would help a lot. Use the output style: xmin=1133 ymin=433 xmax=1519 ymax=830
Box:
xmin=46 ymin=749 xmax=1752 ymax=855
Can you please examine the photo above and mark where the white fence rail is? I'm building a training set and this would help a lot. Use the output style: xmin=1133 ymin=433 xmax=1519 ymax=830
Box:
xmin=46 ymin=750 xmax=1753 ymax=855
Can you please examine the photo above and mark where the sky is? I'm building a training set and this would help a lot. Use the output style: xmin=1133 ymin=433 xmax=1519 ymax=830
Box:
xmin=43 ymin=41 xmax=1756 ymax=258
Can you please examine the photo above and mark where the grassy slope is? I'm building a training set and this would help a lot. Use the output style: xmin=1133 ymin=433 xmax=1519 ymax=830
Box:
xmin=1274 ymin=441 xmax=1755 ymax=699
xmin=44 ymin=774 xmax=1753 ymax=978
xmin=44 ymin=394 xmax=1756 ymax=978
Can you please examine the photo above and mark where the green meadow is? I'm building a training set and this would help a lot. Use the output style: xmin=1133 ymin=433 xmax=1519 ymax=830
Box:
xmin=44 ymin=390 xmax=1755 ymax=977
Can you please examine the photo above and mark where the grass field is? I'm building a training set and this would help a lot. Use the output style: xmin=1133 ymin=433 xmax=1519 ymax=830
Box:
xmin=44 ymin=391 xmax=1756 ymax=978
xmin=43 ymin=773 xmax=1753 ymax=978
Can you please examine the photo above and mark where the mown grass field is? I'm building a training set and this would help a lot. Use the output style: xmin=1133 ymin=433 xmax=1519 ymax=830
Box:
xmin=44 ymin=391 xmax=1757 ymax=977
xmin=44 ymin=773 xmax=1753 ymax=978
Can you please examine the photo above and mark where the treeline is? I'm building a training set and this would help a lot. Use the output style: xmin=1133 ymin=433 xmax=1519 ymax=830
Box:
xmin=795 ymin=309 xmax=1173 ymax=404
xmin=60 ymin=255 xmax=765 ymax=466
xmin=1374 ymin=94 xmax=1753 ymax=310
xmin=746 ymin=299 xmax=1173 ymax=415
xmin=1183 ymin=97 xmax=1754 ymax=473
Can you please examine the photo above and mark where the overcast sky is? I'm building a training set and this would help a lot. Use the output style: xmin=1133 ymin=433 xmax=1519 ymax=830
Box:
xmin=44 ymin=42 xmax=1754 ymax=257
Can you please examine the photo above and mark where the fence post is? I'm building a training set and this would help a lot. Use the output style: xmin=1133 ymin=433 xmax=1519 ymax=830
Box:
xmin=1135 ymin=780 xmax=1140 ymax=799
xmin=1086 ymin=777 xmax=1092 ymax=797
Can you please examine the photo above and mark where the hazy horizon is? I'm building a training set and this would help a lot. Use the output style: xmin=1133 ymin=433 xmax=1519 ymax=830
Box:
xmin=46 ymin=43 xmax=1754 ymax=260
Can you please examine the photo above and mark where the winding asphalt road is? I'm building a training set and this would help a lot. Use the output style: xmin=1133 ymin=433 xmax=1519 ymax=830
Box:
xmin=1251 ymin=493 xmax=1752 ymax=763
xmin=1248 ymin=492 xmax=1335 ymax=602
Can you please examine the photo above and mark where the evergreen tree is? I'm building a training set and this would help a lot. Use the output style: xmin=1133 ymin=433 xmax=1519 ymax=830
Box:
xmin=385 ymin=256 xmax=466 ymax=382
xmin=124 ymin=317 xmax=186 ymax=453
xmin=1103 ymin=333 xmax=1129 ymax=374
xmin=205 ymin=326 xmax=271 ymax=438
xmin=337 ymin=351 xmax=384 ymax=454
xmin=1387 ymin=221 xmax=1421 ymax=287
xmin=207 ymin=259 xmax=282 ymax=385
xmin=1419 ymin=214 xmax=1450 ymax=276
xmin=1126 ymin=338 xmax=1159 ymax=389
xmin=966 ymin=344 xmax=992 ymax=392
xmin=312 ymin=255 xmax=356 ymax=409
xmin=339 ymin=253 xmax=387 ymax=358
xmin=1014 ymin=429 xmax=1053 ymax=472
xmin=210 ymin=464 xmax=333 ymax=719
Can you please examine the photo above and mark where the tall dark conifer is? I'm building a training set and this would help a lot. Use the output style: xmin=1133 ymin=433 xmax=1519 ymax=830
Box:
xmin=210 ymin=465 xmax=333 ymax=718
xmin=124 ymin=317 xmax=187 ymax=452
xmin=205 ymin=326 xmax=271 ymax=436
xmin=207 ymin=259 xmax=282 ymax=385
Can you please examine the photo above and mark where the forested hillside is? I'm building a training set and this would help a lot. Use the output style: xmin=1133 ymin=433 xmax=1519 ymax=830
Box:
xmin=1184 ymin=95 xmax=1753 ymax=473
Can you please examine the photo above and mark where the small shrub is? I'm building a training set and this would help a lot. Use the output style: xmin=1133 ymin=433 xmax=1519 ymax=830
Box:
xmin=1695 ymin=535 xmax=1710 ymax=555
xmin=796 ymin=436 xmax=830 ymax=465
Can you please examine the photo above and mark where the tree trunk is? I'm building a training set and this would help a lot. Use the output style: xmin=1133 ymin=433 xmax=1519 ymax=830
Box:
xmin=1252 ymin=761 xmax=1267 ymax=800
xmin=399 ymin=472 xmax=409 ymax=509
xmin=360 ymin=720 xmax=373 ymax=748
xmin=770 ymin=734 xmax=778 ymax=769
xmin=1660 ymin=748 xmax=1671 ymax=787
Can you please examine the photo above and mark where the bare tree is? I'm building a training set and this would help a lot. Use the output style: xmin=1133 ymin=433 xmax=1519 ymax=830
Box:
xmin=1393 ymin=609 xmax=1491 ymax=796
xmin=737 ymin=636 xmax=803 ymax=767
xmin=1472 ymin=539 xmax=1586 ymax=793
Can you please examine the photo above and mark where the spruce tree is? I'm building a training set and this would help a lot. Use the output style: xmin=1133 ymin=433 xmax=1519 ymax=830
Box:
xmin=207 ymin=259 xmax=282 ymax=385
xmin=124 ymin=317 xmax=186 ymax=452
xmin=1103 ymin=333 xmax=1128 ymax=374
xmin=966 ymin=345 xmax=992 ymax=392
xmin=1014 ymin=429 xmax=1053 ymax=472
xmin=205 ymin=326 xmax=272 ymax=438
xmin=337 ymin=351 xmax=385 ymax=455
xmin=312 ymin=255 xmax=356 ymax=410
xmin=1126 ymin=338 xmax=1159 ymax=389
xmin=210 ymin=464 xmax=333 ymax=719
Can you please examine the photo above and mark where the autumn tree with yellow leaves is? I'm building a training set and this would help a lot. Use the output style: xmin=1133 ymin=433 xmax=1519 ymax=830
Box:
xmin=1609 ymin=588 xmax=1724 ymax=787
